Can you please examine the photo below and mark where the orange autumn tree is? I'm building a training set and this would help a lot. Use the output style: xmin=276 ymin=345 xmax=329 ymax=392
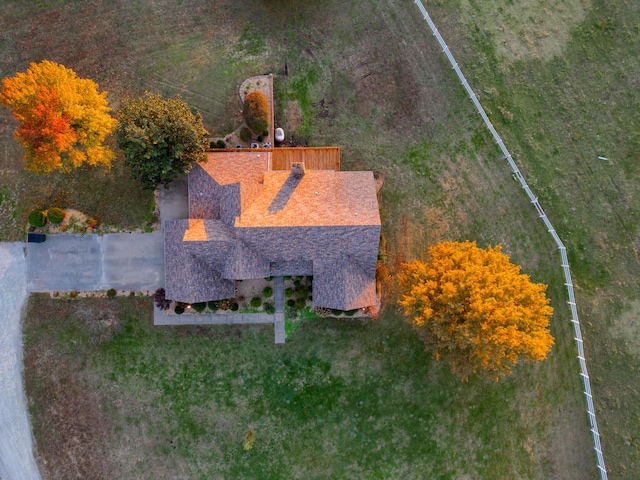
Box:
xmin=243 ymin=90 xmax=269 ymax=134
xmin=398 ymin=241 xmax=554 ymax=381
xmin=0 ymin=60 xmax=116 ymax=173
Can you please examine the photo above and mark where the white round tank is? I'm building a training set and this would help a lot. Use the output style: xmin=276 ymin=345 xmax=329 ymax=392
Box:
xmin=275 ymin=127 xmax=285 ymax=142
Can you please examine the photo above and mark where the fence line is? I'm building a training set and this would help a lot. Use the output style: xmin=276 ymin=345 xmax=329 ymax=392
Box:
xmin=412 ymin=1 xmax=607 ymax=478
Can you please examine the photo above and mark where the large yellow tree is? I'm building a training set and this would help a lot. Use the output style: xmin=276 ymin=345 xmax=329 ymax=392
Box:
xmin=0 ymin=60 xmax=116 ymax=173
xmin=398 ymin=241 xmax=554 ymax=381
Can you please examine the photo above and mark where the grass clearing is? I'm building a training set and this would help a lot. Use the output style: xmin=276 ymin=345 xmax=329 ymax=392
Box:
xmin=5 ymin=0 xmax=637 ymax=477
xmin=25 ymin=295 xmax=585 ymax=479
xmin=427 ymin=0 xmax=640 ymax=476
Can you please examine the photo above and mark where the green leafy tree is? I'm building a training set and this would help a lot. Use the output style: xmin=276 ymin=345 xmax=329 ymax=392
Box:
xmin=398 ymin=241 xmax=554 ymax=381
xmin=115 ymin=93 xmax=208 ymax=189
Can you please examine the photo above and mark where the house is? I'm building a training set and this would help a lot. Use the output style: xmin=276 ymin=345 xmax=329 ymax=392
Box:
xmin=164 ymin=148 xmax=381 ymax=311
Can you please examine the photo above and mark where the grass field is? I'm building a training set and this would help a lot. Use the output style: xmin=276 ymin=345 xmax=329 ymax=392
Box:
xmin=25 ymin=295 xmax=587 ymax=479
xmin=5 ymin=0 xmax=640 ymax=478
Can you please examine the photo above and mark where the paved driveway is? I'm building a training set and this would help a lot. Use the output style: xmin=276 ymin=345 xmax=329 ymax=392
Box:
xmin=0 ymin=243 xmax=41 ymax=480
xmin=26 ymin=233 xmax=165 ymax=292
xmin=160 ymin=175 xmax=189 ymax=223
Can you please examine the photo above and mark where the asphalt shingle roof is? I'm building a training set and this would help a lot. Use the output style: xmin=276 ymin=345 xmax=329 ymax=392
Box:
xmin=165 ymin=151 xmax=381 ymax=309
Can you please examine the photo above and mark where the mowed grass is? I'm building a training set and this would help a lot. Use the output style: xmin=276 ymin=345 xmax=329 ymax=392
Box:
xmin=4 ymin=0 xmax=629 ymax=478
xmin=24 ymin=295 xmax=582 ymax=479
xmin=425 ymin=0 xmax=640 ymax=477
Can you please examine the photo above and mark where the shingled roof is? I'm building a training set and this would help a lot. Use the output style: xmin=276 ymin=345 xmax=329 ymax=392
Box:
xmin=165 ymin=150 xmax=381 ymax=310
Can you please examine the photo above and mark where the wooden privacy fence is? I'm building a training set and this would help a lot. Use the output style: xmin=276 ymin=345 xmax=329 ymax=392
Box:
xmin=412 ymin=1 xmax=608 ymax=478
xmin=271 ymin=147 xmax=341 ymax=171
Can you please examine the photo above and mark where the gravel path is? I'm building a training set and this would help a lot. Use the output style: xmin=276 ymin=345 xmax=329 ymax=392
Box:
xmin=0 ymin=243 xmax=41 ymax=480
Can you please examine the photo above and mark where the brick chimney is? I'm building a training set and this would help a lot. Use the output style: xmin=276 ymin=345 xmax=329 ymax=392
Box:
xmin=291 ymin=162 xmax=305 ymax=176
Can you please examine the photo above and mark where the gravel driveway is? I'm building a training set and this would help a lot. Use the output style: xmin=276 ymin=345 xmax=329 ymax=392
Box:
xmin=0 ymin=243 xmax=41 ymax=480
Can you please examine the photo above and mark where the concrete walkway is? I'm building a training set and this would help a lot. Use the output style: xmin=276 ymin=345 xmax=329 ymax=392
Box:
xmin=154 ymin=305 xmax=275 ymax=326
xmin=153 ymin=276 xmax=287 ymax=343
xmin=26 ymin=233 xmax=165 ymax=292
xmin=274 ymin=276 xmax=285 ymax=343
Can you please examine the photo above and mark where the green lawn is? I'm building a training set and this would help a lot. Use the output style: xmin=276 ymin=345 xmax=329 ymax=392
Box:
xmin=425 ymin=1 xmax=640 ymax=477
xmin=8 ymin=0 xmax=640 ymax=478
xmin=24 ymin=295 xmax=583 ymax=479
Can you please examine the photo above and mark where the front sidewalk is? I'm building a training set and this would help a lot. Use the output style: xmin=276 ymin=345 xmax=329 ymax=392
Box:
xmin=153 ymin=275 xmax=287 ymax=344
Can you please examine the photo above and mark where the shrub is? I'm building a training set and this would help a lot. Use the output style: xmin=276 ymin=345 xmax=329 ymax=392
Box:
xmin=193 ymin=302 xmax=206 ymax=312
xmin=214 ymin=298 xmax=235 ymax=310
xmin=264 ymin=302 xmax=275 ymax=314
xmin=243 ymin=91 xmax=269 ymax=133
xmin=47 ymin=207 xmax=66 ymax=224
xmin=257 ymin=135 xmax=263 ymax=142
xmin=251 ymin=297 xmax=262 ymax=308
xmin=262 ymin=130 xmax=269 ymax=137
xmin=295 ymin=298 xmax=306 ymax=310
xmin=284 ymin=276 xmax=291 ymax=280
xmin=262 ymin=286 xmax=273 ymax=298
xmin=345 ymin=309 xmax=358 ymax=316
xmin=287 ymin=299 xmax=295 ymax=307
xmin=216 ymin=139 xmax=226 ymax=148
xmin=208 ymin=301 xmax=218 ymax=311
xmin=154 ymin=288 xmax=171 ymax=310
xmin=243 ymin=429 xmax=256 ymax=451
xmin=284 ymin=288 xmax=293 ymax=298
xmin=69 ymin=291 xmax=78 ymax=298
xmin=264 ymin=276 xmax=273 ymax=281
xmin=294 ymin=279 xmax=301 ymax=287
xmin=314 ymin=306 xmax=332 ymax=317
xmin=209 ymin=141 xmax=216 ymax=148
xmin=332 ymin=309 xmax=343 ymax=316
xmin=107 ymin=288 xmax=117 ymax=298
xmin=230 ymin=302 xmax=239 ymax=311
xmin=28 ymin=210 xmax=47 ymax=228
xmin=240 ymin=126 xmax=252 ymax=142
xmin=87 ymin=218 xmax=98 ymax=228
xmin=175 ymin=305 xmax=185 ymax=315
xmin=296 ymin=287 xmax=308 ymax=300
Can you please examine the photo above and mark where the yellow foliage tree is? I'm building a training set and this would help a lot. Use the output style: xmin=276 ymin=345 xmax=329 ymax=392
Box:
xmin=398 ymin=241 xmax=554 ymax=381
xmin=0 ymin=60 xmax=116 ymax=173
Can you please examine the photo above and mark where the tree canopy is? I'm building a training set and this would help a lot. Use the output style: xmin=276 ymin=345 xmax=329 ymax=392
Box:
xmin=398 ymin=241 xmax=554 ymax=381
xmin=243 ymin=90 xmax=269 ymax=134
xmin=115 ymin=93 xmax=209 ymax=190
xmin=0 ymin=60 xmax=116 ymax=173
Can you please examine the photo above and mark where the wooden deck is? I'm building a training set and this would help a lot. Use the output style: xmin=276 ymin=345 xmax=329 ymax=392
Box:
xmin=271 ymin=147 xmax=340 ymax=171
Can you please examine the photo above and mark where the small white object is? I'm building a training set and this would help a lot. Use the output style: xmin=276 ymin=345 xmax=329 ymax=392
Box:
xmin=275 ymin=128 xmax=285 ymax=142
xmin=598 ymin=156 xmax=608 ymax=161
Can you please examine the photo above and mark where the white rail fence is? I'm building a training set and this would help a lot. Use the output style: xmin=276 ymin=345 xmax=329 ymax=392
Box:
xmin=412 ymin=1 xmax=607 ymax=478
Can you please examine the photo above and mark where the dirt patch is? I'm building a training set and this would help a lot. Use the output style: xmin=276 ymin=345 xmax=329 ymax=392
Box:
xmin=283 ymin=100 xmax=304 ymax=133
xmin=460 ymin=0 xmax=591 ymax=61
xmin=612 ymin=299 xmax=640 ymax=357
xmin=25 ymin=343 xmax=111 ymax=480
xmin=235 ymin=278 xmax=272 ymax=305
